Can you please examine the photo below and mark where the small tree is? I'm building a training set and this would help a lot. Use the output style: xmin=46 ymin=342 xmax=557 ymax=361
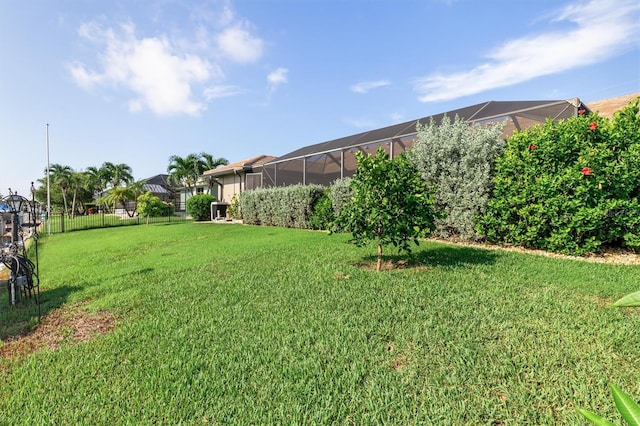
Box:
xmin=186 ymin=194 xmax=216 ymax=221
xmin=136 ymin=191 xmax=172 ymax=224
xmin=336 ymin=148 xmax=437 ymax=271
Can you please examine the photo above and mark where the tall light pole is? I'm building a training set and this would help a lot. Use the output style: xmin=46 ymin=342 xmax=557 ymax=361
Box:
xmin=46 ymin=123 xmax=51 ymax=235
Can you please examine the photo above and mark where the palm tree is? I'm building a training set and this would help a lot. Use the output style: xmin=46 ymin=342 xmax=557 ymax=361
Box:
xmin=48 ymin=164 xmax=73 ymax=216
xmin=126 ymin=179 xmax=147 ymax=217
xmin=102 ymin=162 xmax=134 ymax=188
xmin=167 ymin=153 xmax=207 ymax=195
xmin=69 ymin=171 xmax=88 ymax=217
xmin=201 ymin=152 xmax=229 ymax=196
xmin=99 ymin=186 xmax=134 ymax=215
xmin=86 ymin=166 xmax=109 ymax=194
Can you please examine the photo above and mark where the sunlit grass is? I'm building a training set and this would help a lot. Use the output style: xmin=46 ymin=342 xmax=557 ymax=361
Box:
xmin=1 ymin=222 xmax=639 ymax=424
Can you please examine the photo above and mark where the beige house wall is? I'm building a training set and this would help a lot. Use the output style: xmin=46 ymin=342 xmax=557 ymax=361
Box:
xmin=218 ymin=173 xmax=244 ymax=203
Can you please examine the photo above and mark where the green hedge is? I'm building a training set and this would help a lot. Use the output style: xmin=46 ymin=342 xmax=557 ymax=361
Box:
xmin=240 ymin=184 xmax=325 ymax=228
xmin=186 ymin=194 xmax=217 ymax=221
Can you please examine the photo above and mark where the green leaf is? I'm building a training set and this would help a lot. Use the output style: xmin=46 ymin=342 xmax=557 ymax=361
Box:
xmin=611 ymin=384 xmax=640 ymax=426
xmin=576 ymin=408 xmax=617 ymax=425
xmin=612 ymin=290 xmax=640 ymax=307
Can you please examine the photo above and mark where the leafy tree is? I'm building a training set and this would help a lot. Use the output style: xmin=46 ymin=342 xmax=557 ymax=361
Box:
xmin=186 ymin=194 xmax=217 ymax=221
xmin=335 ymin=148 xmax=437 ymax=271
xmin=407 ymin=115 xmax=505 ymax=240
xmin=136 ymin=191 xmax=172 ymax=224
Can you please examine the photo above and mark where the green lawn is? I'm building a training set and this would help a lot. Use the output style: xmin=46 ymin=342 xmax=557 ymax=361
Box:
xmin=1 ymin=222 xmax=639 ymax=424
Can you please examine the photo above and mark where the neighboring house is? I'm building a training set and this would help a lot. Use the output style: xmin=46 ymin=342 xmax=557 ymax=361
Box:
xmin=586 ymin=92 xmax=639 ymax=119
xmin=201 ymin=155 xmax=277 ymax=203
xmin=141 ymin=174 xmax=177 ymax=205
xmin=172 ymin=176 xmax=219 ymax=212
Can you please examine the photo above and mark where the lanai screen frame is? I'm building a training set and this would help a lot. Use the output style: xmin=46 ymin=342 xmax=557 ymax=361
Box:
xmin=262 ymin=98 xmax=587 ymax=188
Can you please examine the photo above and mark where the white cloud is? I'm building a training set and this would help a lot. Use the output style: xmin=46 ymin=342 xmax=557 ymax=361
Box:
xmin=350 ymin=80 xmax=390 ymax=94
xmin=413 ymin=0 xmax=640 ymax=102
xmin=267 ymin=67 xmax=288 ymax=88
xmin=69 ymin=22 xmax=215 ymax=116
xmin=216 ymin=25 xmax=264 ymax=63
xmin=68 ymin=4 xmax=268 ymax=117
xmin=203 ymin=85 xmax=245 ymax=100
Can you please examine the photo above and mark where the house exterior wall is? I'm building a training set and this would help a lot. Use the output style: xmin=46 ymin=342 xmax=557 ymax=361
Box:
xmin=176 ymin=182 xmax=219 ymax=211
xmin=218 ymin=173 xmax=243 ymax=203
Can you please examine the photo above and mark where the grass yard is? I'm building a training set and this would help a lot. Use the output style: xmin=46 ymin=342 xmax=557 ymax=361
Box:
xmin=1 ymin=222 xmax=639 ymax=425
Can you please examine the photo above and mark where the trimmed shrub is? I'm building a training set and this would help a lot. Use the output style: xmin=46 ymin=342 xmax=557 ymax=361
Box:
xmin=186 ymin=194 xmax=217 ymax=221
xmin=239 ymin=184 xmax=324 ymax=228
xmin=478 ymin=98 xmax=640 ymax=255
xmin=407 ymin=115 xmax=506 ymax=240
xmin=328 ymin=177 xmax=353 ymax=219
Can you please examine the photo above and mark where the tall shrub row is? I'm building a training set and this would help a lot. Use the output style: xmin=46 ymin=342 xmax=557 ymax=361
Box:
xmin=478 ymin=99 xmax=640 ymax=255
xmin=237 ymin=99 xmax=639 ymax=256
xmin=239 ymin=184 xmax=325 ymax=228
xmin=407 ymin=115 xmax=505 ymax=240
xmin=328 ymin=177 xmax=353 ymax=218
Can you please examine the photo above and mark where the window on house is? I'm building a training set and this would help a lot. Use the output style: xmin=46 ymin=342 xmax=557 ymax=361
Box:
xmin=196 ymin=187 xmax=204 ymax=195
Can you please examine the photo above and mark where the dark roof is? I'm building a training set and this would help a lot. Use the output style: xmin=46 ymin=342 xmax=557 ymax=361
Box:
xmin=268 ymin=99 xmax=584 ymax=163
xmin=143 ymin=174 xmax=171 ymax=186
xmin=143 ymin=183 xmax=170 ymax=194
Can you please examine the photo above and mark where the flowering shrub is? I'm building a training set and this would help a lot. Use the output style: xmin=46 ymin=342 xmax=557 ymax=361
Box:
xmin=478 ymin=98 xmax=640 ymax=255
xmin=407 ymin=115 xmax=505 ymax=240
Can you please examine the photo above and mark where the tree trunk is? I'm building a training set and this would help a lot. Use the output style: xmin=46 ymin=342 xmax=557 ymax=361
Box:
xmin=61 ymin=188 xmax=69 ymax=218
xmin=71 ymin=187 xmax=77 ymax=218
xmin=377 ymin=242 xmax=383 ymax=272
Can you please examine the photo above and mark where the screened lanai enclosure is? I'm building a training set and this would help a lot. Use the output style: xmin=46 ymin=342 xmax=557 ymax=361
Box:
xmin=254 ymin=98 xmax=588 ymax=189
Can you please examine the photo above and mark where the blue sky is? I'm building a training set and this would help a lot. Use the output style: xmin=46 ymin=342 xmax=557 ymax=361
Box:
xmin=1 ymin=0 xmax=639 ymax=197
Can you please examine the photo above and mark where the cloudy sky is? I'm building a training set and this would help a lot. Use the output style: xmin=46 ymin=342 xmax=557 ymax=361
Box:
xmin=1 ymin=0 xmax=638 ymax=196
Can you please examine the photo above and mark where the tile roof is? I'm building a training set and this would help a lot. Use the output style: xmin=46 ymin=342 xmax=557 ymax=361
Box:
xmin=586 ymin=92 xmax=640 ymax=119
xmin=202 ymin=155 xmax=277 ymax=176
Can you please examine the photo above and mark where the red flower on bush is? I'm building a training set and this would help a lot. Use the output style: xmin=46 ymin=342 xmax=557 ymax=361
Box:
xmin=582 ymin=167 xmax=592 ymax=176
xmin=589 ymin=122 xmax=597 ymax=131
xmin=529 ymin=144 xmax=537 ymax=150
xmin=578 ymin=108 xmax=586 ymax=115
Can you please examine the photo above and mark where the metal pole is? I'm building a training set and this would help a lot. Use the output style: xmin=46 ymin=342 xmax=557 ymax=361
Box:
xmin=46 ymin=124 xmax=51 ymax=235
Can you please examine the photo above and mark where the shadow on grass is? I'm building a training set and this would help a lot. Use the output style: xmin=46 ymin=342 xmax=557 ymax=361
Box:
xmin=360 ymin=244 xmax=500 ymax=270
xmin=0 ymin=284 xmax=82 ymax=340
